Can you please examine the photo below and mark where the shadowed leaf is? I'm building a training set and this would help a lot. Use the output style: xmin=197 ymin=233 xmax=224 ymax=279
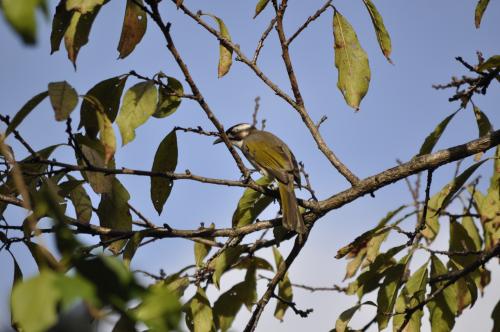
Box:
xmin=59 ymin=175 xmax=92 ymax=224
xmin=418 ymin=111 xmax=458 ymax=156
xmin=50 ymin=0 xmax=73 ymax=53
xmin=66 ymin=0 xmax=104 ymax=13
xmin=64 ymin=8 xmax=101 ymax=68
xmin=153 ymin=76 xmax=184 ymax=118
xmin=185 ymin=287 xmax=214 ymax=332
xmin=273 ymin=247 xmax=293 ymax=321
xmin=333 ymin=9 xmax=371 ymax=110
xmin=48 ymin=81 xmax=78 ymax=121
xmin=472 ymin=105 xmax=493 ymax=138
xmin=150 ymin=130 xmax=177 ymax=214
xmin=6 ymin=91 xmax=48 ymax=136
xmin=123 ymin=232 xmax=143 ymax=268
xmin=335 ymin=301 xmax=376 ymax=332
xmin=427 ymin=255 xmax=456 ymax=332
xmin=117 ymin=0 xmax=147 ymax=59
xmin=25 ymin=242 xmax=62 ymax=272
xmin=232 ymin=176 xmax=274 ymax=228
xmin=362 ymin=0 xmax=392 ymax=63
xmin=254 ymin=0 xmax=270 ymax=19
xmin=474 ymin=0 xmax=490 ymax=28
xmin=210 ymin=246 xmax=244 ymax=289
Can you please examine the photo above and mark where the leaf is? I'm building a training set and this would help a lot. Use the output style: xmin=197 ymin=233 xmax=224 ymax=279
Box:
xmin=116 ymin=81 xmax=158 ymax=145
xmin=335 ymin=301 xmax=376 ymax=332
xmin=427 ymin=256 xmax=456 ymax=332
xmin=79 ymin=75 xmax=128 ymax=138
xmin=210 ymin=246 xmax=244 ymax=289
xmin=117 ymin=0 xmax=147 ymax=59
xmin=492 ymin=300 xmax=500 ymax=332
xmin=272 ymin=247 xmax=293 ymax=321
xmin=362 ymin=0 xmax=392 ymax=63
xmin=233 ymin=256 xmax=274 ymax=272
xmin=50 ymin=0 xmax=73 ymax=54
xmin=204 ymin=15 xmax=233 ymax=78
xmin=344 ymin=247 xmax=367 ymax=280
xmin=333 ymin=9 xmax=371 ymax=110
xmin=66 ymin=0 xmax=104 ymax=14
xmin=25 ymin=241 xmax=62 ymax=272
xmin=64 ymin=8 xmax=101 ymax=68
xmin=194 ymin=239 xmax=211 ymax=268
xmin=254 ymin=0 xmax=270 ymax=19
xmin=75 ymin=134 xmax=114 ymax=194
xmin=124 ymin=232 xmax=144 ymax=267
xmin=6 ymin=91 xmax=48 ymax=136
xmin=477 ymin=55 xmax=500 ymax=71
xmin=185 ymin=287 xmax=214 ymax=332
xmin=10 ymin=255 xmax=23 ymax=329
xmin=97 ymin=178 xmax=132 ymax=254
xmin=418 ymin=111 xmax=458 ymax=156
xmin=59 ymin=175 xmax=92 ymax=224
xmin=1 ymin=0 xmax=39 ymax=44
xmin=153 ymin=76 xmax=184 ymax=118
xmin=376 ymin=256 xmax=408 ymax=330
xmin=150 ymin=130 xmax=178 ymax=214
xmin=11 ymin=270 xmax=60 ymax=332
xmin=474 ymin=0 xmax=490 ymax=28
xmin=135 ymin=283 xmax=182 ymax=331
xmin=472 ymin=105 xmax=493 ymax=138
xmin=232 ymin=176 xmax=274 ymax=228
xmin=461 ymin=215 xmax=482 ymax=250
xmin=96 ymin=110 xmax=116 ymax=165
xmin=48 ymin=81 xmax=78 ymax=121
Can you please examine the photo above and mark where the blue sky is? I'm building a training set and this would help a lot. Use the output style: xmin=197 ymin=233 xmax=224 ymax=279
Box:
xmin=0 ymin=0 xmax=499 ymax=331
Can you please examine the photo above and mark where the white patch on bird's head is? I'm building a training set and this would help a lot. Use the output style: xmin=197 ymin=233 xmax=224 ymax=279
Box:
xmin=225 ymin=123 xmax=255 ymax=147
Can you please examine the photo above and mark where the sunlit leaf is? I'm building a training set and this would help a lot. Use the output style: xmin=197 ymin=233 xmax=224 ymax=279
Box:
xmin=116 ymin=81 xmax=158 ymax=145
xmin=344 ymin=247 xmax=367 ymax=280
xmin=427 ymin=255 xmax=456 ymax=332
xmin=48 ymin=81 xmax=78 ymax=121
xmin=203 ymin=15 xmax=233 ymax=78
xmin=117 ymin=0 xmax=147 ymax=59
xmin=472 ymin=105 xmax=493 ymax=138
xmin=64 ymin=8 xmax=101 ymax=68
xmin=96 ymin=109 xmax=116 ymax=165
xmin=254 ymin=0 xmax=270 ymax=19
xmin=333 ymin=9 xmax=371 ymax=110
xmin=194 ymin=234 xmax=212 ymax=268
xmin=50 ymin=0 xmax=73 ymax=54
xmin=1 ymin=0 xmax=40 ymax=44
xmin=477 ymin=55 xmax=500 ymax=71
xmin=272 ymin=247 xmax=293 ymax=321
xmin=185 ymin=287 xmax=214 ymax=332
xmin=66 ymin=0 xmax=104 ymax=13
xmin=153 ymin=76 xmax=184 ymax=118
xmin=79 ymin=75 xmax=128 ymax=138
xmin=418 ymin=111 xmax=458 ymax=156
xmin=211 ymin=246 xmax=244 ymax=289
xmin=232 ymin=176 xmax=274 ymax=228
xmin=362 ymin=0 xmax=392 ymax=63
xmin=150 ymin=130 xmax=177 ymax=214
xmin=6 ymin=91 xmax=48 ymax=136
xmin=474 ymin=0 xmax=490 ymax=28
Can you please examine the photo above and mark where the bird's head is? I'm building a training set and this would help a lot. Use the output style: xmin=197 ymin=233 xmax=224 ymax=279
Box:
xmin=213 ymin=123 xmax=255 ymax=147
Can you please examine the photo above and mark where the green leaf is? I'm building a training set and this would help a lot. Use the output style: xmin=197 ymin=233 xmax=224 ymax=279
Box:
xmin=376 ymin=256 xmax=408 ymax=330
xmin=472 ymin=105 xmax=493 ymax=137
xmin=210 ymin=246 xmax=244 ymax=289
xmin=272 ymin=247 xmax=293 ymax=321
xmin=421 ymin=190 xmax=444 ymax=243
xmin=185 ymin=287 xmax=214 ymax=332
xmin=64 ymin=8 xmax=101 ymax=68
xmin=333 ymin=9 xmax=371 ymax=110
xmin=59 ymin=175 xmax=92 ymax=224
xmin=474 ymin=0 xmax=490 ymax=28
xmin=418 ymin=111 xmax=458 ymax=156
xmin=204 ymin=15 xmax=233 ymax=78
xmin=344 ymin=246 xmax=367 ymax=280
xmin=153 ymin=76 xmax=184 ymax=118
xmin=254 ymin=0 xmax=270 ymax=19
xmin=116 ymin=81 xmax=158 ymax=145
xmin=150 ymin=130 xmax=178 ymax=214
xmin=6 ymin=91 xmax=48 ymax=136
xmin=492 ymin=300 xmax=500 ymax=332
xmin=335 ymin=301 xmax=376 ymax=332
xmin=233 ymin=256 xmax=274 ymax=272
xmin=75 ymin=134 xmax=114 ymax=194
xmin=11 ymin=270 xmax=60 ymax=332
xmin=10 ymin=255 xmax=23 ymax=329
xmin=427 ymin=256 xmax=456 ymax=332
xmin=66 ymin=0 xmax=105 ymax=13
xmin=362 ymin=0 xmax=392 ymax=63
xmin=124 ymin=232 xmax=144 ymax=267
xmin=194 ymin=239 xmax=211 ymax=268
xmin=1 ymin=0 xmax=40 ymax=44
xmin=461 ymin=215 xmax=482 ymax=250
xmin=48 ymin=81 xmax=78 ymax=121
xmin=79 ymin=75 xmax=128 ymax=138
xmin=50 ymin=0 xmax=73 ymax=54
xmin=97 ymin=178 xmax=132 ymax=254
xmin=25 ymin=241 xmax=62 ymax=272
xmin=477 ymin=55 xmax=500 ymax=71
xmin=117 ymin=0 xmax=147 ymax=59
xmin=232 ymin=176 xmax=274 ymax=228
xmin=96 ymin=109 xmax=116 ymax=165
xmin=135 ymin=283 xmax=182 ymax=331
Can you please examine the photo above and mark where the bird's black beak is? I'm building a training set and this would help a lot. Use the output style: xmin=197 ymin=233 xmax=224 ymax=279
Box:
xmin=213 ymin=137 xmax=223 ymax=145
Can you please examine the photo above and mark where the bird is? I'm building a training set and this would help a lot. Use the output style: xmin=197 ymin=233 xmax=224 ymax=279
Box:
xmin=214 ymin=123 xmax=306 ymax=234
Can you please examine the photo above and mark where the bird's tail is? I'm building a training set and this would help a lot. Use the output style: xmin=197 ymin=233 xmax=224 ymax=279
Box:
xmin=278 ymin=176 xmax=306 ymax=234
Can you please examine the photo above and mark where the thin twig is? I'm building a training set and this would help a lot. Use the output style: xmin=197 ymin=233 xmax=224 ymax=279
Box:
xmin=286 ymin=0 xmax=332 ymax=45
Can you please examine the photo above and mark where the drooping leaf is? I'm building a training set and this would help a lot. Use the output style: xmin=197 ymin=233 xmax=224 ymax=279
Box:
xmin=344 ymin=247 xmax=367 ymax=280
xmin=362 ymin=0 xmax=392 ymax=63
xmin=97 ymin=178 xmax=132 ymax=254
xmin=123 ymin=232 xmax=144 ymax=267
xmin=66 ymin=0 xmax=104 ymax=14
xmin=194 ymin=231 xmax=213 ymax=268
xmin=335 ymin=301 xmax=376 ymax=332
xmin=10 ymin=255 xmax=23 ymax=329
xmin=474 ymin=0 xmax=490 ymax=28
xmin=232 ymin=176 xmax=274 ymax=228
xmin=203 ymin=15 xmax=233 ymax=78
xmin=6 ymin=91 xmax=48 ymax=136
xmin=427 ymin=256 xmax=456 ymax=332
xmin=477 ymin=55 xmax=500 ymax=71
xmin=233 ymin=256 xmax=274 ymax=272
xmin=50 ymin=0 xmax=73 ymax=54
xmin=333 ymin=9 xmax=371 ymax=110
xmin=59 ymin=175 xmax=92 ymax=224
xmin=418 ymin=111 xmax=458 ymax=156
xmin=254 ymin=0 xmax=270 ymax=19
xmin=79 ymin=75 xmax=128 ymax=138
xmin=472 ymin=105 xmax=493 ymax=138
xmin=116 ymin=81 xmax=158 ymax=145
xmin=117 ymin=0 xmax=147 ymax=59
xmin=25 ymin=241 xmax=62 ymax=272
xmin=461 ymin=215 xmax=482 ymax=250
xmin=96 ymin=110 xmax=116 ymax=165
xmin=1 ymin=0 xmax=40 ymax=44
xmin=185 ymin=287 xmax=214 ymax=332
xmin=272 ymin=247 xmax=293 ymax=321
xmin=210 ymin=246 xmax=244 ymax=289
xmin=64 ymin=8 xmax=101 ymax=68
xmin=153 ymin=76 xmax=184 ymax=118
xmin=48 ymin=81 xmax=78 ymax=121
xmin=150 ymin=130 xmax=178 ymax=214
